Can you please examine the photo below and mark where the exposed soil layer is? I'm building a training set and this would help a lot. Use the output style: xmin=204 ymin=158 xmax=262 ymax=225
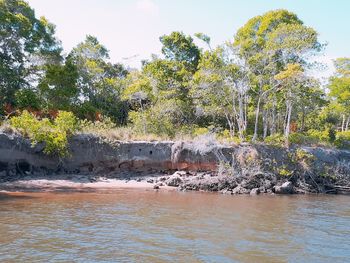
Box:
xmin=1 ymin=132 xmax=350 ymax=194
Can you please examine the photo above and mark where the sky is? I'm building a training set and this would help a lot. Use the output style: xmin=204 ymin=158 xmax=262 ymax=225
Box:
xmin=27 ymin=0 xmax=350 ymax=78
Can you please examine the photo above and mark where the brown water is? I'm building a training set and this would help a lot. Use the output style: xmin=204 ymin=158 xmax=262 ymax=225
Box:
xmin=0 ymin=190 xmax=350 ymax=263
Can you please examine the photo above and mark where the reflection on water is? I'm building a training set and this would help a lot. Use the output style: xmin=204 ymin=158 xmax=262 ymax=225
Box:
xmin=0 ymin=190 xmax=350 ymax=262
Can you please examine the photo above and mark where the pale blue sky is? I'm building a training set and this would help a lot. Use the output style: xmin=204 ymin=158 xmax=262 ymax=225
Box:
xmin=27 ymin=0 xmax=349 ymax=76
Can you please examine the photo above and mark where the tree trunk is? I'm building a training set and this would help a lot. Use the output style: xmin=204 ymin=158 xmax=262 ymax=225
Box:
xmin=301 ymin=106 xmax=305 ymax=132
xmin=342 ymin=114 xmax=345 ymax=131
xmin=252 ymin=96 xmax=261 ymax=142
xmin=237 ymin=94 xmax=246 ymax=140
xmin=284 ymin=99 xmax=292 ymax=147
xmin=270 ymin=97 xmax=277 ymax=135
xmin=263 ymin=109 xmax=268 ymax=139
xmin=225 ymin=112 xmax=235 ymax=137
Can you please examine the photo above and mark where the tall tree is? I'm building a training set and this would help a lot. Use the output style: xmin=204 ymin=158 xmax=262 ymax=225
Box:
xmin=160 ymin=31 xmax=200 ymax=72
xmin=328 ymin=58 xmax=350 ymax=131
xmin=192 ymin=45 xmax=250 ymax=140
xmin=69 ymin=35 xmax=128 ymax=122
xmin=0 ymin=0 xmax=62 ymax=110
xmin=234 ymin=9 xmax=321 ymax=141
xmin=37 ymin=56 xmax=79 ymax=111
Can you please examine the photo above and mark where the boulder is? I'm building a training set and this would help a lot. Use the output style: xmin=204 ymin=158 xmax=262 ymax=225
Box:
xmin=165 ymin=175 xmax=183 ymax=187
xmin=250 ymin=188 xmax=260 ymax=195
xmin=274 ymin=181 xmax=294 ymax=194
xmin=232 ymin=185 xmax=250 ymax=194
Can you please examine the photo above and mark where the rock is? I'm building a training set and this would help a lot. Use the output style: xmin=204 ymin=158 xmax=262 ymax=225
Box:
xmin=153 ymin=185 xmax=160 ymax=189
xmin=232 ymin=185 xmax=250 ymax=194
xmin=159 ymin=176 xmax=168 ymax=182
xmin=165 ymin=175 xmax=183 ymax=187
xmin=250 ymin=188 xmax=260 ymax=195
xmin=218 ymin=176 xmax=237 ymax=190
xmin=146 ymin=178 xmax=154 ymax=183
xmin=274 ymin=181 xmax=294 ymax=194
xmin=221 ymin=189 xmax=232 ymax=195
xmin=173 ymin=171 xmax=186 ymax=177
xmin=263 ymin=180 xmax=273 ymax=189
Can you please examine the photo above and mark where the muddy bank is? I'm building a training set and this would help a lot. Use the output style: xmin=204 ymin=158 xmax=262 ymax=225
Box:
xmin=1 ymin=131 xmax=350 ymax=194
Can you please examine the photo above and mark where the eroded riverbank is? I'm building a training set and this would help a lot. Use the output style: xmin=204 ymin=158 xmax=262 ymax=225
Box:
xmin=1 ymin=131 xmax=350 ymax=195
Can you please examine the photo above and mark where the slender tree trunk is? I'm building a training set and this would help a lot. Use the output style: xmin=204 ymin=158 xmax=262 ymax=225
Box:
xmin=225 ymin=112 xmax=235 ymax=137
xmin=263 ymin=109 xmax=268 ymax=139
xmin=270 ymin=97 xmax=276 ymax=135
xmin=284 ymin=98 xmax=292 ymax=147
xmin=244 ymin=94 xmax=248 ymax=131
xmin=342 ymin=114 xmax=345 ymax=131
xmin=252 ymin=96 xmax=261 ymax=142
xmin=238 ymin=93 xmax=246 ymax=140
xmin=346 ymin=115 xmax=350 ymax=131
xmin=301 ymin=106 xmax=305 ymax=132
xmin=139 ymin=99 xmax=146 ymax=134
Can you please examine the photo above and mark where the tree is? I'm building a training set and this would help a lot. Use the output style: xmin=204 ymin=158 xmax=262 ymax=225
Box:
xmin=234 ymin=9 xmax=321 ymax=141
xmin=0 ymin=0 xmax=62 ymax=110
xmin=160 ymin=31 xmax=200 ymax=72
xmin=192 ymin=45 xmax=250 ymax=140
xmin=69 ymin=35 xmax=128 ymax=122
xmin=328 ymin=58 xmax=350 ymax=131
xmin=123 ymin=32 xmax=200 ymax=136
xmin=38 ymin=56 xmax=79 ymax=111
xmin=194 ymin=32 xmax=212 ymax=50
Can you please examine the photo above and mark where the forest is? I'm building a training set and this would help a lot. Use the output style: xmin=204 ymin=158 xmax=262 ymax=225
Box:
xmin=1 ymin=0 xmax=350 ymax=156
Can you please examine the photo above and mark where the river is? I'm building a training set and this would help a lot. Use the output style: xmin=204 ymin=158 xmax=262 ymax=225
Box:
xmin=0 ymin=190 xmax=349 ymax=262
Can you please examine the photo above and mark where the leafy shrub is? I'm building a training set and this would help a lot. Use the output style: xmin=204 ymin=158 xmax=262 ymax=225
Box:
xmin=216 ymin=129 xmax=241 ymax=144
xmin=79 ymin=116 xmax=116 ymax=134
xmin=128 ymin=109 xmax=176 ymax=137
xmin=264 ymin=133 xmax=285 ymax=146
xmin=10 ymin=110 xmax=78 ymax=157
xmin=306 ymin=129 xmax=330 ymax=143
xmin=278 ymin=167 xmax=293 ymax=177
xmin=334 ymin=131 xmax=350 ymax=149
xmin=193 ymin=127 xmax=210 ymax=137
xmin=288 ymin=133 xmax=314 ymax=145
xmin=288 ymin=130 xmax=330 ymax=146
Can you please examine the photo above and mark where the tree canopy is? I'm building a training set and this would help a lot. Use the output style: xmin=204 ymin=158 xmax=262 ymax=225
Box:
xmin=1 ymin=3 xmax=349 ymax=148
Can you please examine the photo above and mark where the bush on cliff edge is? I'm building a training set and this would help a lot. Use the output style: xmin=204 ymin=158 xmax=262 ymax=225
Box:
xmin=10 ymin=110 xmax=78 ymax=157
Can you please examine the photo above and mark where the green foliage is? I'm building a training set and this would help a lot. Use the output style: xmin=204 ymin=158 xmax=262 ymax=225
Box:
xmin=306 ymin=129 xmax=331 ymax=142
xmin=69 ymin=35 xmax=129 ymax=123
xmin=294 ymin=148 xmax=315 ymax=163
xmin=159 ymin=31 xmax=200 ymax=72
xmin=289 ymin=133 xmax=316 ymax=145
xmin=1 ymin=2 xmax=348 ymax=147
xmin=0 ymin=0 xmax=62 ymax=107
xmin=288 ymin=131 xmax=330 ymax=146
xmin=128 ymin=108 xmax=176 ymax=137
xmin=79 ymin=116 xmax=116 ymax=134
xmin=264 ymin=134 xmax=285 ymax=146
xmin=10 ymin=110 xmax=78 ymax=157
xmin=334 ymin=131 xmax=350 ymax=149
xmin=38 ymin=58 xmax=79 ymax=111
xmin=14 ymin=88 xmax=41 ymax=110
xmin=278 ymin=166 xmax=293 ymax=177
xmin=193 ymin=127 xmax=210 ymax=137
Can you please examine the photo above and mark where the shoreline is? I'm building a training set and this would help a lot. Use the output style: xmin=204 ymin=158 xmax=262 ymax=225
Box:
xmin=0 ymin=174 xmax=177 ymax=193
xmin=1 ymin=132 xmax=350 ymax=195
xmin=1 ymin=171 xmax=349 ymax=195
